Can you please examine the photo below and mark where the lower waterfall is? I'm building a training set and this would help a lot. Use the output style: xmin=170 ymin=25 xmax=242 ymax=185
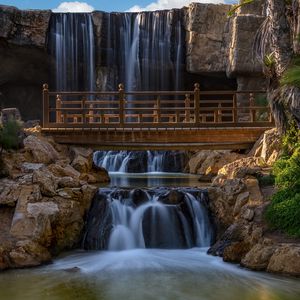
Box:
xmin=82 ymin=187 xmax=213 ymax=250
xmin=93 ymin=150 xmax=189 ymax=173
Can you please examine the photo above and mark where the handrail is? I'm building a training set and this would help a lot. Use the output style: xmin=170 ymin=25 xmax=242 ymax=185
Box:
xmin=42 ymin=83 xmax=273 ymax=129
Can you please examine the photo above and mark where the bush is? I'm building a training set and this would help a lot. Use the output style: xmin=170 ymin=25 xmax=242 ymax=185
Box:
xmin=0 ymin=119 xmax=23 ymax=152
xmin=257 ymin=174 xmax=275 ymax=187
xmin=266 ymin=141 xmax=300 ymax=237
xmin=266 ymin=192 xmax=300 ymax=237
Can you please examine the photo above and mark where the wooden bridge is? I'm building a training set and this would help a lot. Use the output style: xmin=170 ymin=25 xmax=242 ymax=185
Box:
xmin=41 ymin=83 xmax=274 ymax=150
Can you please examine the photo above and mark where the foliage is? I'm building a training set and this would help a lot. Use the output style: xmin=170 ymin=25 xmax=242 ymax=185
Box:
xmin=263 ymin=52 xmax=276 ymax=69
xmin=258 ymin=174 xmax=275 ymax=187
xmin=0 ymin=119 xmax=23 ymax=152
xmin=227 ymin=0 xmax=254 ymax=17
xmin=280 ymin=63 xmax=300 ymax=88
xmin=281 ymin=119 xmax=300 ymax=155
xmin=266 ymin=132 xmax=300 ymax=237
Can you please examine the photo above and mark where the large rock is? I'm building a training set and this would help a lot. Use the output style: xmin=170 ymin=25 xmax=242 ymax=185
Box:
xmin=188 ymin=150 xmax=242 ymax=177
xmin=185 ymin=3 xmax=231 ymax=74
xmin=267 ymin=245 xmax=300 ymax=276
xmin=241 ymin=242 xmax=276 ymax=271
xmin=9 ymin=240 xmax=51 ymax=268
xmin=24 ymin=135 xmax=59 ymax=164
xmin=0 ymin=180 xmax=22 ymax=206
xmin=249 ymin=128 xmax=282 ymax=165
xmin=32 ymin=168 xmax=58 ymax=197
xmin=217 ymin=157 xmax=266 ymax=179
xmin=227 ymin=13 xmax=265 ymax=77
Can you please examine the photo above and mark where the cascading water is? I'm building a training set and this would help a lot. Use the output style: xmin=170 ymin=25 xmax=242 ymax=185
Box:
xmin=82 ymin=187 xmax=214 ymax=250
xmin=48 ymin=13 xmax=95 ymax=91
xmin=101 ymin=10 xmax=185 ymax=91
xmin=93 ymin=150 xmax=189 ymax=173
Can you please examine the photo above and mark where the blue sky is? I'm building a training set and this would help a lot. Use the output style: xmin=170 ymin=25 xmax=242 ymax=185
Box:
xmin=0 ymin=1 xmax=238 ymax=12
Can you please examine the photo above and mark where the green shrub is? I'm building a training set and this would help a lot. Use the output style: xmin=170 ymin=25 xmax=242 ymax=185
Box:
xmin=266 ymin=192 xmax=300 ymax=237
xmin=0 ymin=119 xmax=22 ymax=152
xmin=258 ymin=174 xmax=275 ymax=187
xmin=266 ymin=139 xmax=300 ymax=237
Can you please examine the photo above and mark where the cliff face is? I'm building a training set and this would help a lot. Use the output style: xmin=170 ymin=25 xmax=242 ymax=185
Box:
xmin=0 ymin=3 xmax=267 ymax=121
xmin=0 ymin=5 xmax=51 ymax=120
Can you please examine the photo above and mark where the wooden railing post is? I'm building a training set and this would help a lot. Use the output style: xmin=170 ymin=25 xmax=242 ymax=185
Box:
xmin=249 ymin=93 xmax=255 ymax=122
xmin=42 ymin=83 xmax=49 ymax=127
xmin=233 ymin=93 xmax=237 ymax=123
xmin=56 ymin=94 xmax=62 ymax=123
xmin=82 ymin=96 xmax=86 ymax=124
xmin=185 ymin=94 xmax=190 ymax=123
xmin=155 ymin=96 xmax=160 ymax=123
xmin=217 ymin=103 xmax=222 ymax=123
xmin=118 ymin=83 xmax=125 ymax=125
xmin=194 ymin=83 xmax=200 ymax=125
xmin=89 ymin=104 xmax=94 ymax=123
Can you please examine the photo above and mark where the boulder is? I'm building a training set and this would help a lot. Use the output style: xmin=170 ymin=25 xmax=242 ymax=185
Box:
xmin=0 ymin=180 xmax=21 ymax=206
xmin=48 ymin=163 xmax=80 ymax=179
xmin=223 ymin=241 xmax=250 ymax=263
xmin=32 ymin=168 xmax=58 ymax=197
xmin=233 ymin=191 xmax=250 ymax=216
xmin=217 ymin=157 xmax=266 ymax=179
xmin=249 ymin=128 xmax=282 ymax=165
xmin=188 ymin=150 xmax=243 ymax=177
xmin=71 ymin=155 xmax=91 ymax=173
xmin=24 ymin=135 xmax=59 ymax=164
xmin=57 ymin=176 xmax=81 ymax=188
xmin=9 ymin=240 xmax=51 ymax=268
xmin=241 ymin=243 xmax=276 ymax=271
xmin=267 ymin=245 xmax=300 ymax=276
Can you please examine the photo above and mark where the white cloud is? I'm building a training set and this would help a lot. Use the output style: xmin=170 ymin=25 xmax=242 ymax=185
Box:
xmin=128 ymin=0 xmax=225 ymax=12
xmin=52 ymin=2 xmax=94 ymax=13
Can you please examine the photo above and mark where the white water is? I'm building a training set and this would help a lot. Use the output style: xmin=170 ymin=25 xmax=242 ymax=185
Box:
xmin=82 ymin=187 xmax=213 ymax=250
xmin=94 ymin=150 xmax=187 ymax=173
xmin=103 ymin=10 xmax=184 ymax=91
xmin=49 ymin=13 xmax=95 ymax=92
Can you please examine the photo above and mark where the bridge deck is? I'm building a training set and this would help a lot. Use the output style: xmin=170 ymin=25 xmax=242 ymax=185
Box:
xmin=41 ymin=127 xmax=272 ymax=150
xmin=41 ymin=83 xmax=274 ymax=150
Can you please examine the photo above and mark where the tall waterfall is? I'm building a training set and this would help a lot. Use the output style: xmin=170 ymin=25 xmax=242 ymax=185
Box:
xmin=48 ymin=13 xmax=95 ymax=91
xmin=82 ymin=187 xmax=214 ymax=250
xmin=101 ymin=10 xmax=185 ymax=91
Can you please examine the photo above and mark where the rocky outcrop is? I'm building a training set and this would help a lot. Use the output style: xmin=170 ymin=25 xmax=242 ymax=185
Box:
xmin=185 ymin=3 xmax=231 ymax=74
xmin=188 ymin=150 xmax=243 ymax=179
xmin=0 ymin=5 xmax=50 ymax=47
xmin=249 ymin=128 xmax=282 ymax=165
xmin=0 ymin=5 xmax=51 ymax=121
xmin=0 ymin=132 xmax=109 ymax=270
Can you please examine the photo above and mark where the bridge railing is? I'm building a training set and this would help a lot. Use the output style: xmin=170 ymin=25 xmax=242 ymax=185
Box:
xmin=42 ymin=83 xmax=273 ymax=129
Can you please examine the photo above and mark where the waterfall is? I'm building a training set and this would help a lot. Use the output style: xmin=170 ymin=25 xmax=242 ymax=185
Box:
xmin=48 ymin=13 xmax=95 ymax=91
xmin=93 ymin=150 xmax=189 ymax=173
xmin=102 ymin=10 xmax=185 ymax=91
xmin=83 ymin=187 xmax=214 ymax=250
